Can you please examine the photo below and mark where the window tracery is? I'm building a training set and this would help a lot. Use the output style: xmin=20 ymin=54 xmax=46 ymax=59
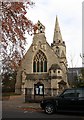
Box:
xmin=33 ymin=50 xmax=47 ymax=72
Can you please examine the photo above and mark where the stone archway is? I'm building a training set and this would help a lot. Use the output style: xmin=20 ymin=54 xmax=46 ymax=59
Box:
xmin=34 ymin=82 xmax=44 ymax=101
xmin=34 ymin=82 xmax=44 ymax=96
xmin=58 ymin=80 xmax=66 ymax=94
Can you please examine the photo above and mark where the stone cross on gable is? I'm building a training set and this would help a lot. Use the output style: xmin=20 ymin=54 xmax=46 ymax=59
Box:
xmin=34 ymin=20 xmax=45 ymax=34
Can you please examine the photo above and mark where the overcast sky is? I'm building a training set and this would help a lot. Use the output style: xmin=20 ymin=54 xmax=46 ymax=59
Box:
xmin=25 ymin=0 xmax=83 ymax=68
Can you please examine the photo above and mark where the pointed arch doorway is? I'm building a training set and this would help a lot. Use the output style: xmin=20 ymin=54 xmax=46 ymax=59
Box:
xmin=34 ymin=82 xmax=44 ymax=99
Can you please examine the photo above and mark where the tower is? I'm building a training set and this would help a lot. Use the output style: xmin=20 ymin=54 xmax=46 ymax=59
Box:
xmin=51 ymin=16 xmax=66 ymax=57
xmin=51 ymin=16 xmax=68 ymax=83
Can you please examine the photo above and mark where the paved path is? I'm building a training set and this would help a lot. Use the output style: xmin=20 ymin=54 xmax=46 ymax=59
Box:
xmin=2 ymin=95 xmax=41 ymax=111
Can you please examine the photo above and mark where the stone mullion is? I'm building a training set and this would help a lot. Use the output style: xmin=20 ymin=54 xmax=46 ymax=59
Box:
xmin=39 ymin=60 xmax=41 ymax=72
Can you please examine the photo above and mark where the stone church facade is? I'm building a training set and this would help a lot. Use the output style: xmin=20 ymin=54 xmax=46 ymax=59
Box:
xmin=15 ymin=17 xmax=69 ymax=101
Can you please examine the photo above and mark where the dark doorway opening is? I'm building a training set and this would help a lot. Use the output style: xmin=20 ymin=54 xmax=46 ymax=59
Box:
xmin=34 ymin=82 xmax=44 ymax=96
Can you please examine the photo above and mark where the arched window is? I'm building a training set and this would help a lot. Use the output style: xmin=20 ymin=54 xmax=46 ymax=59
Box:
xmin=37 ymin=61 xmax=39 ymax=72
xmin=56 ymin=46 xmax=60 ymax=55
xmin=33 ymin=61 xmax=36 ymax=72
xmin=41 ymin=61 xmax=43 ymax=72
xmin=33 ymin=50 xmax=47 ymax=72
xmin=44 ymin=60 xmax=47 ymax=72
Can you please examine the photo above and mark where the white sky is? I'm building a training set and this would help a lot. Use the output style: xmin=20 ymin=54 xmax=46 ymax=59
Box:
xmin=25 ymin=0 xmax=83 ymax=68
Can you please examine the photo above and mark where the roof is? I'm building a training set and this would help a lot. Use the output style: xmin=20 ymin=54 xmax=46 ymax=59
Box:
xmin=26 ymin=73 xmax=62 ymax=80
xmin=61 ymin=51 xmax=66 ymax=58
xmin=58 ymin=80 xmax=66 ymax=85
xmin=26 ymin=73 xmax=49 ymax=80
xmin=49 ymin=64 xmax=61 ymax=71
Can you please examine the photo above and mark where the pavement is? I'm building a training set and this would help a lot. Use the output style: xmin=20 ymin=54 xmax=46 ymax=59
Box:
xmin=2 ymin=95 xmax=41 ymax=111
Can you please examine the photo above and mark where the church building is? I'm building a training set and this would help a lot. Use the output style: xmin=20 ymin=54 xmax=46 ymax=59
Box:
xmin=15 ymin=16 xmax=69 ymax=101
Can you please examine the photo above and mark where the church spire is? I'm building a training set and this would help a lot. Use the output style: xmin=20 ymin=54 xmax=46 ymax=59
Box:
xmin=53 ymin=16 xmax=63 ymax=44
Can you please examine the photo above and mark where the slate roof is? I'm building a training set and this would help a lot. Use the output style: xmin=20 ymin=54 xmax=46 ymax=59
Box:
xmin=26 ymin=73 xmax=49 ymax=80
xmin=49 ymin=64 xmax=61 ymax=70
xmin=58 ymin=80 xmax=66 ymax=85
xmin=26 ymin=73 xmax=62 ymax=80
